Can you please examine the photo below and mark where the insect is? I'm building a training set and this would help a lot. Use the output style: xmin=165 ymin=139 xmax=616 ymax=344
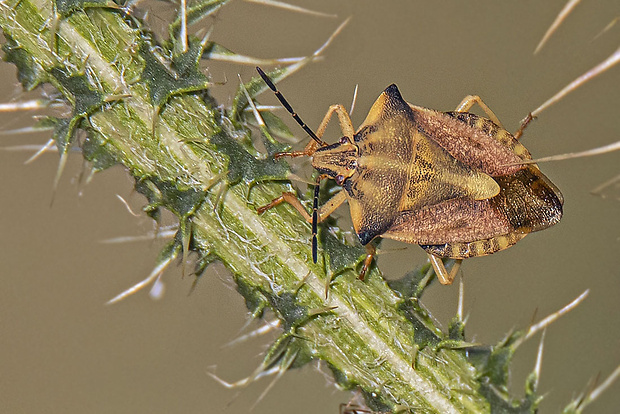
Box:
xmin=255 ymin=67 xmax=563 ymax=284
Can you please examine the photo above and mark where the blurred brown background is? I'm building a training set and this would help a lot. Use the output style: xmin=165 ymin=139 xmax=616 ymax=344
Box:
xmin=1 ymin=1 xmax=619 ymax=413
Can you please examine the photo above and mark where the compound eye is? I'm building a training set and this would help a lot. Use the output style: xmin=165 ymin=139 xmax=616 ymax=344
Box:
xmin=335 ymin=174 xmax=345 ymax=185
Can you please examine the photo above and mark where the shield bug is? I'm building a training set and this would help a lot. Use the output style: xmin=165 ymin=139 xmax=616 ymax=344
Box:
xmin=255 ymin=67 xmax=563 ymax=284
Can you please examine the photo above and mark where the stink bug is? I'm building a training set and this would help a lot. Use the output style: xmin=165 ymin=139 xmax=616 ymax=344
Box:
xmin=255 ymin=67 xmax=563 ymax=284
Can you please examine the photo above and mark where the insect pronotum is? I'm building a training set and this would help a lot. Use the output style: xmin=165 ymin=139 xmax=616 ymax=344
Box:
xmin=256 ymin=67 xmax=563 ymax=284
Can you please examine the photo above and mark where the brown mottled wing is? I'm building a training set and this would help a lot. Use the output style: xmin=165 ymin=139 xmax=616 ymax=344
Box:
xmin=408 ymin=107 xmax=533 ymax=176
xmin=383 ymin=166 xmax=563 ymax=258
xmin=385 ymin=104 xmax=563 ymax=258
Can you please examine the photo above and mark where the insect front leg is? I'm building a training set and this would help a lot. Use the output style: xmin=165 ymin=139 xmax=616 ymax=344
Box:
xmin=428 ymin=254 xmax=462 ymax=285
xmin=275 ymin=139 xmax=321 ymax=160
xmin=274 ymin=104 xmax=355 ymax=159
xmin=455 ymin=95 xmax=503 ymax=128
xmin=257 ymin=190 xmax=348 ymax=259
xmin=257 ymin=187 xmax=347 ymax=222
xmin=315 ymin=104 xmax=355 ymax=139
xmin=257 ymin=192 xmax=313 ymax=220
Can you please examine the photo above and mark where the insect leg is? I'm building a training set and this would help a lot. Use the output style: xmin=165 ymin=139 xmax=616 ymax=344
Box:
xmin=257 ymin=188 xmax=346 ymax=221
xmin=456 ymin=95 xmax=537 ymax=141
xmin=274 ymin=139 xmax=321 ymax=160
xmin=316 ymin=104 xmax=355 ymax=139
xmin=513 ymin=112 xmax=535 ymax=140
xmin=257 ymin=190 xmax=348 ymax=262
xmin=317 ymin=189 xmax=348 ymax=219
xmin=428 ymin=254 xmax=462 ymax=285
xmin=449 ymin=259 xmax=462 ymax=281
xmin=277 ymin=104 xmax=355 ymax=159
xmin=256 ymin=192 xmax=313 ymax=220
xmin=455 ymin=95 xmax=503 ymax=128
xmin=277 ymin=104 xmax=356 ymax=159
xmin=359 ymin=244 xmax=376 ymax=281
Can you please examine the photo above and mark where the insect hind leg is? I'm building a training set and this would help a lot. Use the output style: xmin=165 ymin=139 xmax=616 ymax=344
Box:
xmin=359 ymin=244 xmax=376 ymax=281
xmin=456 ymin=95 xmax=537 ymax=141
xmin=513 ymin=112 xmax=535 ymax=140
xmin=455 ymin=95 xmax=503 ymax=128
xmin=428 ymin=254 xmax=462 ymax=285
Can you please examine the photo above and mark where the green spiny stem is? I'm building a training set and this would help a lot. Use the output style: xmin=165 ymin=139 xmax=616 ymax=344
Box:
xmin=1 ymin=1 xmax=537 ymax=412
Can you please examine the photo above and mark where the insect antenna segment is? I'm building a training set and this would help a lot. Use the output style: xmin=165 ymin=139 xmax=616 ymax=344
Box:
xmin=311 ymin=176 xmax=321 ymax=263
xmin=257 ymin=66 xmax=326 ymax=263
xmin=256 ymin=67 xmax=326 ymax=147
